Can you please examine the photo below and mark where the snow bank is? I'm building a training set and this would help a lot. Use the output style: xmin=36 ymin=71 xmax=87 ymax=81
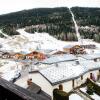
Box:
xmin=0 ymin=60 xmax=22 ymax=81
xmin=69 ymin=94 xmax=84 ymax=100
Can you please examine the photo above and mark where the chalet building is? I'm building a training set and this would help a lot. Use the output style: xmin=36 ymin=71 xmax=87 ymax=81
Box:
xmin=63 ymin=45 xmax=85 ymax=54
xmin=2 ymin=52 xmax=11 ymax=59
xmin=13 ymin=53 xmax=25 ymax=60
xmin=0 ymin=51 xmax=4 ymax=58
xmin=63 ymin=45 xmax=72 ymax=53
xmin=26 ymin=51 xmax=46 ymax=61
xmin=80 ymin=44 xmax=96 ymax=49
xmin=25 ymin=52 xmax=34 ymax=59
xmin=0 ymin=51 xmax=16 ymax=59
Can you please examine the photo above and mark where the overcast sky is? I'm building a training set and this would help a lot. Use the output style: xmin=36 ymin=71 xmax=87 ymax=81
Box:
xmin=0 ymin=0 xmax=100 ymax=15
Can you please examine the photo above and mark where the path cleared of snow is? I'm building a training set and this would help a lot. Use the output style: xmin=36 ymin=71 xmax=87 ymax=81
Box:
xmin=69 ymin=8 xmax=82 ymax=43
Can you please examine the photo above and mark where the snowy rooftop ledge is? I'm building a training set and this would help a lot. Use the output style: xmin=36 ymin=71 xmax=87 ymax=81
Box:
xmin=80 ymin=53 xmax=100 ymax=60
xmin=40 ymin=54 xmax=77 ymax=64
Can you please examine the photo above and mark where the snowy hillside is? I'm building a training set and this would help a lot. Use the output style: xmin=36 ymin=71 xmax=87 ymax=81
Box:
xmin=0 ymin=28 xmax=100 ymax=53
xmin=0 ymin=29 xmax=74 ymax=53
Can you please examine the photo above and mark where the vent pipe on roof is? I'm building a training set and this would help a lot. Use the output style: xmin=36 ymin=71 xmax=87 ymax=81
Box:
xmin=55 ymin=63 xmax=58 ymax=67
xmin=75 ymin=60 xmax=80 ymax=65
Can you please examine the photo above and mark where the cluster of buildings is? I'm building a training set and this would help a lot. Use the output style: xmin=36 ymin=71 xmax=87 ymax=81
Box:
xmin=1 ymin=44 xmax=96 ymax=61
xmin=0 ymin=44 xmax=100 ymax=100
xmin=0 ymin=44 xmax=87 ymax=62
xmin=0 ymin=50 xmax=46 ymax=61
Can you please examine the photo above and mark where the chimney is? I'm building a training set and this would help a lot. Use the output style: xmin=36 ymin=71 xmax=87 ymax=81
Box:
xmin=27 ymin=78 xmax=32 ymax=86
xmin=59 ymin=84 xmax=63 ymax=91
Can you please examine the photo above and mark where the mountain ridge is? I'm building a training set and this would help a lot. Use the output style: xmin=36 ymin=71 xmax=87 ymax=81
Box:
xmin=0 ymin=7 xmax=100 ymax=42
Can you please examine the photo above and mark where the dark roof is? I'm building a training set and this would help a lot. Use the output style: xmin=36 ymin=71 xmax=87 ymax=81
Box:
xmin=0 ymin=77 xmax=51 ymax=100
xmin=27 ymin=82 xmax=51 ymax=100
xmin=27 ymin=82 xmax=41 ymax=94
xmin=2 ymin=52 xmax=10 ymax=55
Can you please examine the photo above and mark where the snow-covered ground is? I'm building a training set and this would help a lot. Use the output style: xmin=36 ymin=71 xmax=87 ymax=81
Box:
xmin=17 ymin=29 xmax=71 ymax=51
xmin=69 ymin=94 xmax=84 ymax=100
xmin=0 ymin=28 xmax=100 ymax=53
xmin=0 ymin=29 xmax=67 ymax=52
xmin=0 ymin=59 xmax=22 ymax=81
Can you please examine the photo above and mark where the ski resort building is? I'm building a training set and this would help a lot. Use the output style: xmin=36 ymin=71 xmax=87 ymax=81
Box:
xmin=63 ymin=45 xmax=85 ymax=54
xmin=25 ymin=51 xmax=46 ymax=61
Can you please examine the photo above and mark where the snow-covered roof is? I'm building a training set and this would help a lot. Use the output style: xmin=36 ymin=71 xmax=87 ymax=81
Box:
xmin=80 ymin=60 xmax=100 ymax=70
xmin=63 ymin=45 xmax=74 ymax=49
xmin=36 ymin=49 xmax=53 ymax=54
xmin=39 ymin=60 xmax=100 ymax=85
xmin=49 ymin=50 xmax=66 ymax=55
xmin=40 ymin=54 xmax=77 ymax=64
xmin=81 ymin=53 xmax=100 ymax=60
xmin=39 ymin=63 xmax=84 ymax=85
